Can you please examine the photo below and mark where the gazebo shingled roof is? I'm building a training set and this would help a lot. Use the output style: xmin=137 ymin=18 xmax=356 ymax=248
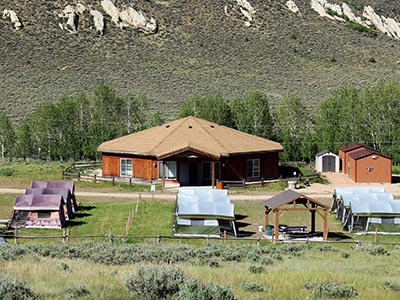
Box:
xmin=263 ymin=189 xmax=330 ymax=241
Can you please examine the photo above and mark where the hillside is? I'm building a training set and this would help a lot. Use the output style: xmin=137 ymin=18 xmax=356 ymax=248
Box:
xmin=1 ymin=0 xmax=400 ymax=122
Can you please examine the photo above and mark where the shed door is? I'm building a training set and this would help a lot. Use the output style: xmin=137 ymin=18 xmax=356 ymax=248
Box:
xmin=322 ymin=155 xmax=335 ymax=172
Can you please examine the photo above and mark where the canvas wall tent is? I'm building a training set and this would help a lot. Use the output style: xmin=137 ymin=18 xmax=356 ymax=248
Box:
xmin=330 ymin=187 xmax=400 ymax=232
xmin=346 ymin=198 xmax=400 ymax=232
xmin=315 ymin=150 xmax=340 ymax=173
xmin=330 ymin=186 xmax=385 ymax=213
xmin=338 ymin=193 xmax=394 ymax=227
xmin=174 ymin=187 xmax=236 ymax=237
xmin=31 ymin=180 xmax=77 ymax=210
xmin=11 ymin=194 xmax=66 ymax=228
xmin=25 ymin=188 xmax=74 ymax=220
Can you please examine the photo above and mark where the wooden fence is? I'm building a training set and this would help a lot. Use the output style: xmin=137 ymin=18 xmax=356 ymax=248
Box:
xmin=1 ymin=229 xmax=395 ymax=246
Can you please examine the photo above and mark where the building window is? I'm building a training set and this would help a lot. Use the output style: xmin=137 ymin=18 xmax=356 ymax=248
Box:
xmin=158 ymin=161 xmax=177 ymax=179
xmin=202 ymin=162 xmax=220 ymax=180
xmin=247 ymin=158 xmax=260 ymax=178
xmin=120 ymin=159 xmax=132 ymax=177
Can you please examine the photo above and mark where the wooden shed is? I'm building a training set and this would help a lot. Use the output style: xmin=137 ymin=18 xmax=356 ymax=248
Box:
xmin=97 ymin=116 xmax=283 ymax=188
xmin=339 ymin=143 xmax=392 ymax=183
xmin=315 ymin=150 xmax=340 ymax=173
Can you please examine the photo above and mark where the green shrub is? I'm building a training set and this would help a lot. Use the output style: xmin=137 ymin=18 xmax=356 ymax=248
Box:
xmin=340 ymin=251 xmax=350 ymax=259
xmin=0 ymin=167 xmax=15 ymax=176
xmin=178 ymin=277 xmax=235 ymax=300
xmin=65 ymin=284 xmax=90 ymax=300
xmin=248 ymin=265 xmax=265 ymax=274
xmin=242 ymin=281 xmax=264 ymax=292
xmin=0 ymin=272 xmax=37 ymax=300
xmin=305 ymin=281 xmax=358 ymax=298
xmin=381 ymin=280 xmax=400 ymax=291
xmin=346 ymin=21 xmax=377 ymax=36
xmin=370 ymin=246 xmax=389 ymax=256
xmin=124 ymin=265 xmax=185 ymax=299
xmin=260 ymin=256 xmax=274 ymax=265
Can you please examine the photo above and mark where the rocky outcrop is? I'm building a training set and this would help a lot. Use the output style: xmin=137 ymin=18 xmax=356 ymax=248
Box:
xmin=90 ymin=9 xmax=105 ymax=35
xmin=119 ymin=7 xmax=157 ymax=33
xmin=309 ymin=0 xmax=400 ymax=40
xmin=286 ymin=1 xmax=300 ymax=14
xmin=58 ymin=4 xmax=81 ymax=33
xmin=101 ymin=0 xmax=120 ymax=26
xmin=2 ymin=9 xmax=22 ymax=30
xmin=363 ymin=6 xmax=400 ymax=40
xmin=237 ymin=0 xmax=256 ymax=27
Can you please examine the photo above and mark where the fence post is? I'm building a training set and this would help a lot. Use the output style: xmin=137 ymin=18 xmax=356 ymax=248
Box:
xmin=94 ymin=174 xmax=97 ymax=183
xmin=261 ymin=177 xmax=264 ymax=187
xmin=223 ymin=230 xmax=227 ymax=243
xmin=14 ymin=227 xmax=18 ymax=244
xmin=257 ymin=235 xmax=260 ymax=247
xmin=112 ymin=177 xmax=115 ymax=185
xmin=374 ymin=228 xmax=379 ymax=243
xmin=63 ymin=229 xmax=67 ymax=243
xmin=109 ymin=227 xmax=113 ymax=243
xmin=130 ymin=178 xmax=132 ymax=187
xmin=157 ymin=234 xmax=161 ymax=244
xmin=78 ymin=172 xmax=81 ymax=181
xmin=67 ymin=229 xmax=70 ymax=243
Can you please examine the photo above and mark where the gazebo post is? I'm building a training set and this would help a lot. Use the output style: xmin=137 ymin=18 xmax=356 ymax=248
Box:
xmin=323 ymin=209 xmax=328 ymax=240
xmin=274 ymin=209 xmax=280 ymax=241
xmin=310 ymin=210 xmax=316 ymax=233
xmin=264 ymin=207 xmax=269 ymax=229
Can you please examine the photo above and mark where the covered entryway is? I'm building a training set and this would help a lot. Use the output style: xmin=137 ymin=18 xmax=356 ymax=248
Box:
xmin=263 ymin=190 xmax=330 ymax=240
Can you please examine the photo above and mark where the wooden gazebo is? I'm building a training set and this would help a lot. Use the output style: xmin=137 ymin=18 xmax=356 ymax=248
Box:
xmin=263 ymin=189 xmax=329 ymax=240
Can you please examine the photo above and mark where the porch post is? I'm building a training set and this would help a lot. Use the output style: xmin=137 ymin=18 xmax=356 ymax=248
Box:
xmin=211 ymin=161 xmax=215 ymax=188
xmin=162 ymin=161 xmax=166 ymax=191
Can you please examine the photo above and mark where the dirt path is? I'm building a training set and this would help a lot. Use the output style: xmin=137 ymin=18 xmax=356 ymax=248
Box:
xmin=1 ymin=173 xmax=400 ymax=200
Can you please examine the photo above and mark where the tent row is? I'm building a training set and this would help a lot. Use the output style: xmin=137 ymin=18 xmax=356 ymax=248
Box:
xmin=173 ymin=187 xmax=236 ymax=237
xmin=11 ymin=180 xmax=77 ymax=229
xmin=330 ymin=187 xmax=400 ymax=232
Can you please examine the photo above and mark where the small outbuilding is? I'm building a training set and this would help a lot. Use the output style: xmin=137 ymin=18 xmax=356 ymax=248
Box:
xmin=338 ymin=143 xmax=392 ymax=183
xmin=315 ymin=150 xmax=340 ymax=173
xmin=263 ymin=190 xmax=329 ymax=240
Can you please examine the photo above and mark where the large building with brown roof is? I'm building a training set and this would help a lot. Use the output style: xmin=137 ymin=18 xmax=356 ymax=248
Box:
xmin=338 ymin=142 xmax=392 ymax=183
xmin=97 ymin=116 xmax=283 ymax=186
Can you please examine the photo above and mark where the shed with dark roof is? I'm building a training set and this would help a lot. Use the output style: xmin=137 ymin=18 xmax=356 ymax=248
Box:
xmin=263 ymin=190 xmax=329 ymax=240
xmin=97 ymin=116 xmax=283 ymax=187
xmin=338 ymin=143 xmax=392 ymax=183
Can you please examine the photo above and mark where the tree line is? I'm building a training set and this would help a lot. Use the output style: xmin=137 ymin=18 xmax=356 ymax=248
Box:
xmin=1 ymin=82 xmax=400 ymax=163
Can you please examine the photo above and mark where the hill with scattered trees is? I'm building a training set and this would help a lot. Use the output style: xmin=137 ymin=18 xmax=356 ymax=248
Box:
xmin=1 ymin=0 xmax=400 ymax=123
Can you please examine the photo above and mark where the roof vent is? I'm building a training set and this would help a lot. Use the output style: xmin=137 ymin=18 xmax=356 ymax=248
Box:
xmin=188 ymin=125 xmax=192 ymax=129
xmin=210 ymin=125 xmax=214 ymax=128
xmin=166 ymin=125 xmax=170 ymax=128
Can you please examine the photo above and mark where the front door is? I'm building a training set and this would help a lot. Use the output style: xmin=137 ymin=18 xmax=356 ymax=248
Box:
xmin=322 ymin=155 xmax=335 ymax=172
xmin=189 ymin=163 xmax=198 ymax=185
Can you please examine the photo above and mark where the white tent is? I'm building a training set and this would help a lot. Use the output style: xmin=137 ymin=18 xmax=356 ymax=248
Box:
xmin=174 ymin=188 xmax=236 ymax=237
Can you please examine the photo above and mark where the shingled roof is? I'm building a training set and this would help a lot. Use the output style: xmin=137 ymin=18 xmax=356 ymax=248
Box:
xmin=97 ymin=116 xmax=283 ymax=159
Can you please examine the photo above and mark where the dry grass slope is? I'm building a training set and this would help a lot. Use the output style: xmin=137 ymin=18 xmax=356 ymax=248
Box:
xmin=1 ymin=0 xmax=400 ymax=122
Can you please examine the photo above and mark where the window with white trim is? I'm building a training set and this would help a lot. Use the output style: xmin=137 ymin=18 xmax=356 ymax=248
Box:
xmin=158 ymin=161 xmax=177 ymax=179
xmin=247 ymin=158 xmax=260 ymax=178
xmin=120 ymin=159 xmax=132 ymax=177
